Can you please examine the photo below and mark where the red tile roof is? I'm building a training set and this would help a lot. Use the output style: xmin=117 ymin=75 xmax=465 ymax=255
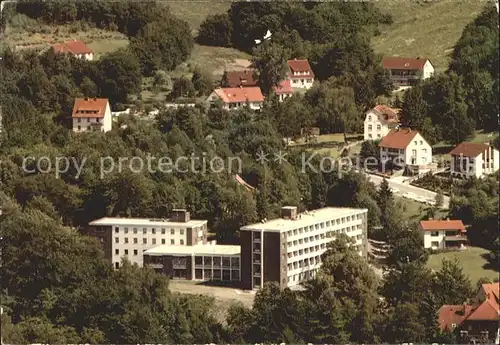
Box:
xmin=223 ymin=70 xmax=258 ymax=88
xmin=449 ymin=142 xmax=491 ymax=157
xmin=481 ymin=282 xmax=499 ymax=301
xmin=419 ymin=219 xmax=466 ymax=231
xmin=213 ymin=87 xmax=264 ymax=104
xmin=72 ymin=98 xmax=109 ymax=118
xmin=274 ymin=80 xmax=293 ymax=94
xmin=287 ymin=59 xmax=314 ymax=79
xmin=51 ymin=40 xmax=93 ymax=55
xmin=382 ymin=57 xmax=429 ymax=70
xmin=372 ymin=105 xmax=400 ymax=123
xmin=467 ymin=298 xmax=500 ymax=321
xmin=378 ymin=128 xmax=419 ymax=149
xmin=438 ymin=305 xmax=473 ymax=332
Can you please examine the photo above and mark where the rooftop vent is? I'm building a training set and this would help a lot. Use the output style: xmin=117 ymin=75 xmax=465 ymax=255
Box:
xmin=281 ymin=206 xmax=297 ymax=220
xmin=171 ymin=209 xmax=190 ymax=223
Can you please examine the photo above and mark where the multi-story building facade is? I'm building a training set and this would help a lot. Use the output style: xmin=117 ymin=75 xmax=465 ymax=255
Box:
xmin=420 ymin=219 xmax=467 ymax=250
xmin=239 ymin=206 xmax=368 ymax=290
xmin=72 ymin=97 xmax=112 ymax=133
xmin=143 ymin=243 xmax=241 ymax=282
xmin=449 ymin=142 xmax=499 ymax=179
xmin=379 ymin=128 xmax=433 ymax=172
xmin=87 ymin=209 xmax=208 ymax=268
xmin=364 ymin=105 xmax=400 ymax=140
xmin=382 ymin=56 xmax=434 ymax=87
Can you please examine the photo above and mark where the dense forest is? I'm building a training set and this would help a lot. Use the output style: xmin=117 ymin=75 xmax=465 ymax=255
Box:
xmin=1 ymin=1 xmax=499 ymax=343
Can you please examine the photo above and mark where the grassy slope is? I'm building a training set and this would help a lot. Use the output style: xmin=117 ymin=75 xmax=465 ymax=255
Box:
xmin=167 ymin=1 xmax=232 ymax=34
xmin=427 ymin=246 xmax=498 ymax=284
xmin=373 ymin=0 xmax=487 ymax=72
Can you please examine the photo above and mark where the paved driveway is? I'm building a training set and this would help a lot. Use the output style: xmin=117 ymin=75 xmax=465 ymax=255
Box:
xmin=367 ymin=173 xmax=450 ymax=209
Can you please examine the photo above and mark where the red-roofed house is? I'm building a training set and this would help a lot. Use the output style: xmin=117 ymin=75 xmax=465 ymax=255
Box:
xmin=382 ymin=57 xmax=434 ymax=86
xmin=287 ymin=59 xmax=314 ymax=89
xmin=273 ymin=80 xmax=293 ymax=102
xmin=364 ymin=105 xmax=400 ymax=140
xmin=221 ymin=70 xmax=258 ymax=88
xmin=378 ymin=128 xmax=432 ymax=169
xmin=206 ymin=87 xmax=264 ymax=110
xmin=72 ymin=97 xmax=112 ymax=133
xmin=449 ymin=142 xmax=499 ymax=179
xmin=438 ymin=283 xmax=499 ymax=344
xmin=51 ymin=40 xmax=94 ymax=60
xmin=419 ymin=219 xmax=467 ymax=250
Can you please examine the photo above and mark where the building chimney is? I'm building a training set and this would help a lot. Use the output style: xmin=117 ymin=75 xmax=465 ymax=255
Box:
xmin=171 ymin=209 xmax=190 ymax=223
xmin=93 ymin=97 xmax=97 ymax=101
xmin=484 ymin=141 xmax=490 ymax=146
xmin=429 ymin=217 xmax=433 ymax=220
xmin=281 ymin=206 xmax=298 ymax=220
xmin=84 ymin=97 xmax=89 ymax=101
xmin=446 ymin=217 xmax=449 ymax=221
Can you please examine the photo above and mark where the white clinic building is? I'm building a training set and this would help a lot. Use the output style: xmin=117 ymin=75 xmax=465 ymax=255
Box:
xmin=87 ymin=210 xmax=208 ymax=268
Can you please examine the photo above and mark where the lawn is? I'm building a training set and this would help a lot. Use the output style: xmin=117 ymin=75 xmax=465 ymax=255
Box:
xmin=3 ymin=15 xmax=129 ymax=58
xmin=373 ymin=0 xmax=487 ymax=72
xmin=168 ymin=1 xmax=232 ymax=32
xmin=426 ymin=246 xmax=498 ymax=284
xmin=291 ymin=133 xmax=363 ymax=158
xmin=433 ymin=130 xmax=497 ymax=164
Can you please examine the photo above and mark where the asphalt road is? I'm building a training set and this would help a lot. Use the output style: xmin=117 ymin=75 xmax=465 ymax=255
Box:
xmin=367 ymin=173 xmax=450 ymax=209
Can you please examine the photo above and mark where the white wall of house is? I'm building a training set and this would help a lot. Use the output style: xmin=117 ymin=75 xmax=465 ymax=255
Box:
xmin=423 ymin=230 xmax=446 ymax=249
xmin=289 ymin=72 xmax=314 ymax=89
xmin=72 ymin=102 xmax=112 ymax=133
xmin=363 ymin=110 xmax=397 ymax=140
xmin=75 ymin=52 xmax=93 ymax=61
xmin=277 ymin=93 xmax=292 ymax=102
xmin=422 ymin=60 xmax=435 ymax=79
xmin=403 ymin=133 xmax=433 ymax=166
xmin=206 ymin=92 xmax=263 ymax=110
xmin=380 ymin=132 xmax=432 ymax=167
xmin=451 ymin=147 xmax=500 ymax=178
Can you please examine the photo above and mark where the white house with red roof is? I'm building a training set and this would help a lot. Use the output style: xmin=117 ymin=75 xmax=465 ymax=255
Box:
xmin=287 ymin=59 xmax=314 ymax=89
xmin=273 ymin=80 xmax=293 ymax=102
xmin=51 ymin=40 xmax=94 ymax=60
xmin=449 ymin=142 xmax=499 ymax=179
xmin=419 ymin=219 xmax=467 ymax=250
xmin=382 ymin=57 xmax=434 ymax=86
xmin=206 ymin=87 xmax=264 ymax=110
xmin=72 ymin=97 xmax=112 ymax=133
xmin=364 ymin=105 xmax=400 ymax=140
xmin=378 ymin=128 xmax=432 ymax=169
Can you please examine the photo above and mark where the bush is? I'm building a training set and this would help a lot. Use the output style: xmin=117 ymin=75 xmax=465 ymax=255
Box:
xmin=196 ymin=14 xmax=232 ymax=47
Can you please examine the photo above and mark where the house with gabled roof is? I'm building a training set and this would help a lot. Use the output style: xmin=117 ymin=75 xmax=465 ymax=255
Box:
xmin=287 ymin=59 xmax=314 ymax=89
xmin=378 ymin=128 xmax=432 ymax=171
xmin=72 ymin=97 xmax=112 ymax=133
xmin=206 ymin=87 xmax=264 ymax=110
xmin=449 ymin=142 xmax=499 ymax=179
xmin=364 ymin=105 xmax=400 ymax=140
xmin=419 ymin=219 xmax=467 ymax=250
xmin=382 ymin=56 xmax=434 ymax=86
xmin=438 ymin=282 xmax=499 ymax=344
xmin=51 ymin=40 xmax=94 ymax=60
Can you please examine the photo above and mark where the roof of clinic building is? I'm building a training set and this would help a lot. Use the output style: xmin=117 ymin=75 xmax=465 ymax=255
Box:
xmin=89 ymin=217 xmax=207 ymax=228
xmin=144 ymin=243 xmax=241 ymax=256
xmin=240 ymin=207 xmax=368 ymax=233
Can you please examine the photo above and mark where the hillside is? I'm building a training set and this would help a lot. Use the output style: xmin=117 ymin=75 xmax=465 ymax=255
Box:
xmin=372 ymin=0 xmax=487 ymax=71
xmin=167 ymin=0 xmax=487 ymax=73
